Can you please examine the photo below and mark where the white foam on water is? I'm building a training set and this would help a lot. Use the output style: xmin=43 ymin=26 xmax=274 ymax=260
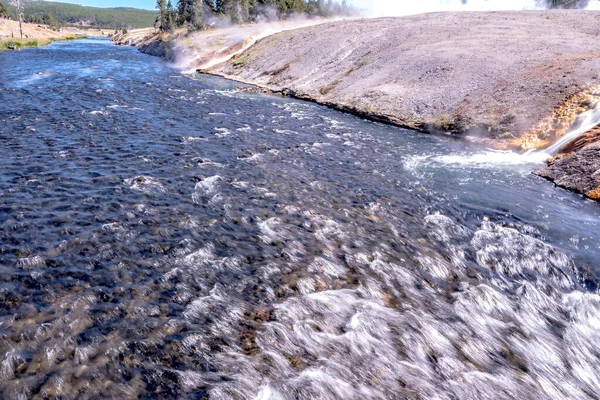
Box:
xmin=254 ymin=385 xmax=286 ymax=400
xmin=433 ymin=148 xmax=549 ymax=167
xmin=231 ymin=180 xmax=250 ymax=189
xmin=214 ymin=89 xmax=238 ymax=98
xmin=124 ymin=176 xmax=166 ymax=193
xmin=207 ymin=211 xmax=600 ymax=400
xmin=16 ymin=255 xmax=46 ymax=269
xmin=258 ymin=218 xmax=286 ymax=244
xmin=238 ymin=153 xmax=263 ymax=162
xmin=401 ymin=113 xmax=600 ymax=171
xmin=214 ymin=127 xmax=233 ymax=137
xmin=273 ymin=129 xmax=299 ymax=136
xmin=192 ymin=175 xmax=223 ymax=205
xmin=194 ymin=175 xmax=221 ymax=195
xmin=13 ymin=74 xmax=45 ymax=88
xmin=180 ymin=136 xmax=207 ymax=143
xmin=101 ymin=222 xmax=124 ymax=233
xmin=196 ymin=159 xmax=225 ymax=168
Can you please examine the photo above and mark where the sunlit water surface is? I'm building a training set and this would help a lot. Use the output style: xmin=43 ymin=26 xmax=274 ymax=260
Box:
xmin=0 ymin=38 xmax=599 ymax=399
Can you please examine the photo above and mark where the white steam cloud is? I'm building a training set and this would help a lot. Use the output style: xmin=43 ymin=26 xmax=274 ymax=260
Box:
xmin=172 ymin=16 xmax=352 ymax=72
xmin=171 ymin=0 xmax=600 ymax=72
xmin=350 ymin=0 xmax=600 ymax=16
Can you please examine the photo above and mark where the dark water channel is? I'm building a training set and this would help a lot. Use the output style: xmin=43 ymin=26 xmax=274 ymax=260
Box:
xmin=0 ymin=38 xmax=599 ymax=399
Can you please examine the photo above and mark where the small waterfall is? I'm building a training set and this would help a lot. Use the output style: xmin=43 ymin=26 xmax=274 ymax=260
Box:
xmin=543 ymin=103 xmax=600 ymax=156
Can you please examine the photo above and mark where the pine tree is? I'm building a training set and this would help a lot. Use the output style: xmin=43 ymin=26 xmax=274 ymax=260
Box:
xmin=176 ymin=0 xmax=187 ymax=25
xmin=156 ymin=0 xmax=168 ymax=31
xmin=190 ymin=0 xmax=204 ymax=29
xmin=216 ymin=0 xmax=251 ymax=23
xmin=166 ymin=0 xmax=175 ymax=29
xmin=0 ymin=1 xmax=8 ymax=18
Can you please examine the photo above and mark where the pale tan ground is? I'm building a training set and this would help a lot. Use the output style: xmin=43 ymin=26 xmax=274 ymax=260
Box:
xmin=63 ymin=26 xmax=110 ymax=36
xmin=118 ymin=12 xmax=600 ymax=142
xmin=111 ymin=27 xmax=156 ymax=46
xmin=0 ymin=19 xmax=110 ymax=42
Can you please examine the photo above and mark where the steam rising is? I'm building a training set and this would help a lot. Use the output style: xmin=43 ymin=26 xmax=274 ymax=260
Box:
xmin=351 ymin=0 xmax=600 ymax=16
xmin=172 ymin=17 xmax=351 ymax=72
xmin=167 ymin=0 xmax=600 ymax=72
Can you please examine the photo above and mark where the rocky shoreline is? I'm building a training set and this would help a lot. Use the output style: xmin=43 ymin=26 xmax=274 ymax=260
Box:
xmin=116 ymin=11 xmax=600 ymax=199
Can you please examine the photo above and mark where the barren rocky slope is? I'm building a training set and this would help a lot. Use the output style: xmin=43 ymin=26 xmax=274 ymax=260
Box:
xmin=213 ymin=11 xmax=600 ymax=138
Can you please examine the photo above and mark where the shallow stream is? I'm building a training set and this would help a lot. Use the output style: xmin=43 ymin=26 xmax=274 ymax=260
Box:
xmin=1 ymin=38 xmax=599 ymax=399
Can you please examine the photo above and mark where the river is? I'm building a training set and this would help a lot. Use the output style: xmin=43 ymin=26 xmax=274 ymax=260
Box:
xmin=1 ymin=38 xmax=599 ymax=399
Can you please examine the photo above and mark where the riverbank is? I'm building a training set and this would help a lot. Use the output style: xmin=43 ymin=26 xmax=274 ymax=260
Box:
xmin=214 ymin=12 xmax=600 ymax=138
xmin=116 ymin=11 xmax=600 ymax=198
xmin=0 ymin=19 xmax=108 ymax=50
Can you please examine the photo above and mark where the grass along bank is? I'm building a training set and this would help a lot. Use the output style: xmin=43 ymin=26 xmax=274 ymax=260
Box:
xmin=0 ymin=19 xmax=102 ymax=51
xmin=0 ymin=35 xmax=85 ymax=50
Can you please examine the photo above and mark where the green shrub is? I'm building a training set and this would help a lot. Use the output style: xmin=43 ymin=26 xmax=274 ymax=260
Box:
xmin=1 ymin=41 xmax=22 ymax=49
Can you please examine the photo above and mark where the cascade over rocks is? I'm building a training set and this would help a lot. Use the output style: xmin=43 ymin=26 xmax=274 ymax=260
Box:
xmin=535 ymin=125 xmax=600 ymax=199
xmin=512 ymin=85 xmax=600 ymax=150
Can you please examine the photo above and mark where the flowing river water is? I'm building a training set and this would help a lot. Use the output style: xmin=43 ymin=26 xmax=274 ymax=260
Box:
xmin=1 ymin=38 xmax=600 ymax=399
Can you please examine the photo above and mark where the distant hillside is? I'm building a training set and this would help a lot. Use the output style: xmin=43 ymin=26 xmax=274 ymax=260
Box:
xmin=7 ymin=1 xmax=156 ymax=29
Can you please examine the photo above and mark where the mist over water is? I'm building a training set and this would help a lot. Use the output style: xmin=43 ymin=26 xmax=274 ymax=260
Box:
xmin=1 ymin=39 xmax=600 ymax=399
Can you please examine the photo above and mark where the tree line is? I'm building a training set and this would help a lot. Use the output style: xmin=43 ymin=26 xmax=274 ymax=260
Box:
xmin=0 ymin=1 xmax=157 ymax=30
xmin=155 ymin=0 xmax=353 ymax=31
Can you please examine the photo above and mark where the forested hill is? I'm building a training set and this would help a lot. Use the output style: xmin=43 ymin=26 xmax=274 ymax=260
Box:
xmin=7 ymin=1 xmax=156 ymax=29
